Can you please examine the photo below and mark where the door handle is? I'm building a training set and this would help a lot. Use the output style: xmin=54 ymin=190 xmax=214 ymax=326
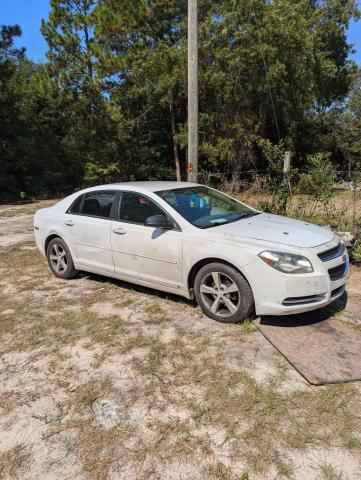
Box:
xmin=113 ymin=227 xmax=126 ymax=235
xmin=65 ymin=220 xmax=74 ymax=226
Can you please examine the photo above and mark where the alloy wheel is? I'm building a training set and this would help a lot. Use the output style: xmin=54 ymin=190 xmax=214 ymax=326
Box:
xmin=199 ymin=271 xmax=240 ymax=318
xmin=49 ymin=243 xmax=68 ymax=274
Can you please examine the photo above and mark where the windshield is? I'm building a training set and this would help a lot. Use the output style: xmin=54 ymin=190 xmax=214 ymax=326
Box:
xmin=155 ymin=186 xmax=259 ymax=228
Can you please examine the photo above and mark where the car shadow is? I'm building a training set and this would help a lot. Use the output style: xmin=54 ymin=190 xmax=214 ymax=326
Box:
xmin=76 ymin=271 xmax=348 ymax=326
xmin=78 ymin=271 xmax=196 ymax=307
xmin=259 ymin=292 xmax=348 ymax=328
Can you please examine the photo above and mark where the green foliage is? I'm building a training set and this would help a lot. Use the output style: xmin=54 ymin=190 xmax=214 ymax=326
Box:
xmin=336 ymin=73 xmax=361 ymax=167
xmin=197 ymin=0 xmax=359 ymax=171
xmin=1 ymin=0 xmax=361 ymax=199
xmin=254 ymin=139 xmax=298 ymax=214
xmin=41 ymin=0 xmax=99 ymax=92
xmin=0 ymin=56 xmax=86 ymax=199
xmin=256 ymin=139 xmax=286 ymax=174
xmin=298 ymin=153 xmax=337 ymax=204
xmin=0 ymin=25 xmax=25 ymax=61
xmin=353 ymin=242 xmax=361 ymax=263
xmin=257 ymin=175 xmax=295 ymax=215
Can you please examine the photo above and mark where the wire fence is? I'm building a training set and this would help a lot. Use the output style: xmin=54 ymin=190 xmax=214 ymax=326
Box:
xmin=147 ymin=169 xmax=361 ymax=233
xmin=148 ymin=169 xmax=361 ymax=188
xmin=198 ymin=170 xmax=361 ymax=188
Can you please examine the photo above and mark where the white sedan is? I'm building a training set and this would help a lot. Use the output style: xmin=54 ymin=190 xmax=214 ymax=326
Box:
xmin=34 ymin=182 xmax=349 ymax=323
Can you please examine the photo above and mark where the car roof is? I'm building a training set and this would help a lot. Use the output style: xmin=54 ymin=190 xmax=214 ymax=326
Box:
xmin=51 ymin=181 xmax=204 ymax=214
xmin=91 ymin=181 xmax=201 ymax=193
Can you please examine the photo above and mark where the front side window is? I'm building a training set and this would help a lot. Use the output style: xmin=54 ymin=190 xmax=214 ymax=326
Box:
xmin=119 ymin=192 xmax=164 ymax=225
xmin=79 ymin=191 xmax=116 ymax=218
xmin=156 ymin=186 xmax=258 ymax=228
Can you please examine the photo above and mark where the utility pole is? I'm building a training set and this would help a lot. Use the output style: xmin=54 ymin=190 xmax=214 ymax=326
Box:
xmin=187 ymin=0 xmax=198 ymax=183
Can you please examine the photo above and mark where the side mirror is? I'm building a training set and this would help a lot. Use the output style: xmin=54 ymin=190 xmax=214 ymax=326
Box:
xmin=144 ymin=214 xmax=174 ymax=230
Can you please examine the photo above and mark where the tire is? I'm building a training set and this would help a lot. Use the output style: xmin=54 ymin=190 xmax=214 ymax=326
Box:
xmin=194 ymin=262 xmax=254 ymax=323
xmin=46 ymin=237 xmax=78 ymax=279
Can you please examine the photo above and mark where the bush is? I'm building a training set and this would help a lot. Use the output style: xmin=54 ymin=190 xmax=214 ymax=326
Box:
xmin=352 ymin=242 xmax=361 ymax=264
xmin=298 ymin=153 xmax=336 ymax=206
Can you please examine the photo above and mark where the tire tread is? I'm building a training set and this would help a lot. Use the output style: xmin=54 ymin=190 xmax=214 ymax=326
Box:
xmin=46 ymin=237 xmax=78 ymax=279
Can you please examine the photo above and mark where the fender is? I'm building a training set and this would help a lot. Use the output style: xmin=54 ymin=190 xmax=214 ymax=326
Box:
xmin=182 ymin=237 xmax=256 ymax=294
xmin=43 ymin=219 xmax=79 ymax=266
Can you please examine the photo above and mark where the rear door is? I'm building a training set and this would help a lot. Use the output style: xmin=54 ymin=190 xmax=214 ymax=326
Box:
xmin=65 ymin=190 xmax=117 ymax=273
xmin=111 ymin=191 xmax=183 ymax=287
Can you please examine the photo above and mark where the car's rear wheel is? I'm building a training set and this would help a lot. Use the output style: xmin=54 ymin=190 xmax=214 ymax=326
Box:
xmin=46 ymin=238 xmax=78 ymax=279
xmin=194 ymin=262 xmax=254 ymax=323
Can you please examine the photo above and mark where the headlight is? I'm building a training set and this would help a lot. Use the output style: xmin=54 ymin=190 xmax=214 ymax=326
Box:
xmin=259 ymin=251 xmax=313 ymax=274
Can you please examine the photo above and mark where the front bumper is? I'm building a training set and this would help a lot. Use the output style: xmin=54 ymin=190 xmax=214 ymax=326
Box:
xmin=242 ymin=238 xmax=349 ymax=316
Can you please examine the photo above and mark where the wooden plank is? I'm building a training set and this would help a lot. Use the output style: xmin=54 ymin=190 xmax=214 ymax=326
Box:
xmin=254 ymin=298 xmax=361 ymax=385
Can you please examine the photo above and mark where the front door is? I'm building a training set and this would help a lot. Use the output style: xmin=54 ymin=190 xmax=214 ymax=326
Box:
xmin=111 ymin=192 xmax=182 ymax=288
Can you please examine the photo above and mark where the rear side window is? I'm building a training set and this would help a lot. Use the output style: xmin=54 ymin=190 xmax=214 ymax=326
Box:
xmin=79 ymin=191 xmax=116 ymax=218
xmin=68 ymin=194 xmax=83 ymax=214
xmin=119 ymin=192 xmax=164 ymax=225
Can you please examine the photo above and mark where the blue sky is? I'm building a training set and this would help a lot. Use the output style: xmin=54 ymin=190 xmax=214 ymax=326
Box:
xmin=1 ymin=0 xmax=50 ymax=62
xmin=1 ymin=0 xmax=360 ymax=64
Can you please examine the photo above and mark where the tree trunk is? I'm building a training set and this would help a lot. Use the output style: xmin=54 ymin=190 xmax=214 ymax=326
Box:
xmin=170 ymin=95 xmax=181 ymax=181
xmin=83 ymin=25 xmax=93 ymax=81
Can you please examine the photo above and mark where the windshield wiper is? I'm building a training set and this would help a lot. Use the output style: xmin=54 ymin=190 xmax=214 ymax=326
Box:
xmin=199 ymin=211 xmax=260 ymax=229
xmin=238 ymin=212 xmax=260 ymax=219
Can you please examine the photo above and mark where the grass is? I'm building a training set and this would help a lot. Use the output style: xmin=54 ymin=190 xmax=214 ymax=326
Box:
xmin=238 ymin=317 xmax=257 ymax=335
xmin=1 ymin=205 xmax=361 ymax=479
xmin=231 ymin=185 xmax=361 ymax=244
xmin=0 ymin=444 xmax=32 ymax=480
xmin=143 ymin=302 xmax=168 ymax=325
xmin=54 ymin=339 xmax=360 ymax=479
xmin=316 ymin=460 xmax=349 ymax=480
xmin=338 ymin=311 xmax=361 ymax=333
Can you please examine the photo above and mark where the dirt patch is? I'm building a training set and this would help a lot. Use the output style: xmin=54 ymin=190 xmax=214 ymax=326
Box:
xmin=0 ymin=214 xmax=35 ymax=246
xmin=0 ymin=200 xmax=361 ymax=479
xmin=0 ymin=199 xmax=56 ymax=218
xmin=0 ymin=200 xmax=56 ymax=247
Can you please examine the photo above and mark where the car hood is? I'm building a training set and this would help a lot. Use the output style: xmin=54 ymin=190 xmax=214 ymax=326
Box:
xmin=211 ymin=213 xmax=334 ymax=248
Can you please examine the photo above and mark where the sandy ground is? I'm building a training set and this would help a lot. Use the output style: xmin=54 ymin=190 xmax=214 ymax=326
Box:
xmin=0 ymin=200 xmax=361 ymax=480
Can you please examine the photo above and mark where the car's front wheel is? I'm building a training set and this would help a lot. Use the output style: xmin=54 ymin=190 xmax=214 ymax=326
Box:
xmin=46 ymin=237 xmax=78 ymax=279
xmin=194 ymin=262 xmax=254 ymax=323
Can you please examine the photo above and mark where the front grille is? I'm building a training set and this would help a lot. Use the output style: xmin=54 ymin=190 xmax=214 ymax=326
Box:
xmin=318 ymin=241 xmax=345 ymax=262
xmin=282 ymin=293 xmax=326 ymax=306
xmin=328 ymin=263 xmax=347 ymax=281
xmin=331 ymin=285 xmax=345 ymax=298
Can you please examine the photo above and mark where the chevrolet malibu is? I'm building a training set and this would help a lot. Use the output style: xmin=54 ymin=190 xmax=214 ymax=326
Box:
xmin=34 ymin=182 xmax=349 ymax=323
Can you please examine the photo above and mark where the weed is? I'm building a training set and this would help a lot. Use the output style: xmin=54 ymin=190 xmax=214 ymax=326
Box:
xmin=238 ymin=317 xmax=256 ymax=335
xmin=0 ymin=444 xmax=32 ymax=480
xmin=144 ymin=303 xmax=168 ymax=325
xmin=316 ymin=459 xmax=348 ymax=480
